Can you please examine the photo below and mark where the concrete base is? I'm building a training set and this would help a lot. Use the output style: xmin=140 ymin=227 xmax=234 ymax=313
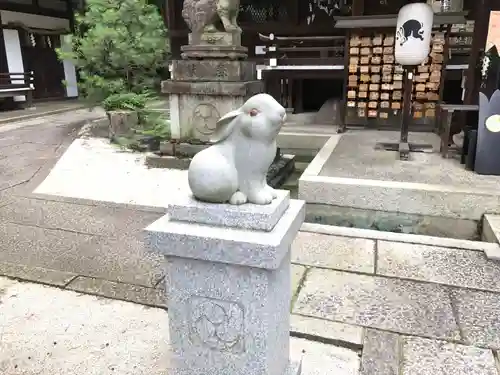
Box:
xmin=299 ymin=131 xmax=500 ymax=240
xmin=164 ymin=80 xmax=262 ymax=141
xmin=145 ymin=192 xmax=305 ymax=375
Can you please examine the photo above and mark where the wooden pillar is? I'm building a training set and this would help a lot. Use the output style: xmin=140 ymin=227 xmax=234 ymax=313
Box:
xmin=295 ymin=79 xmax=304 ymax=113
xmin=65 ymin=0 xmax=76 ymax=31
xmin=351 ymin=0 xmax=364 ymax=16
xmin=463 ymin=0 xmax=492 ymax=106
xmin=165 ymin=0 xmax=182 ymax=59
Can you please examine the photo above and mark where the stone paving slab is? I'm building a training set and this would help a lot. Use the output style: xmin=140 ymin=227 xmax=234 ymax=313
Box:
xmin=400 ymin=336 xmax=497 ymax=375
xmin=48 ymin=234 xmax=164 ymax=288
xmin=0 ymin=222 xmax=96 ymax=268
xmin=291 ymin=314 xmax=364 ymax=348
xmin=450 ymin=289 xmax=500 ymax=349
xmin=0 ymin=261 xmax=77 ymax=287
xmin=293 ymin=268 xmax=460 ymax=340
xmin=0 ymin=277 xmax=361 ymax=375
xmin=66 ymin=276 xmax=166 ymax=308
xmin=0 ymin=160 xmax=46 ymax=191
xmin=360 ymin=329 xmax=400 ymax=375
xmin=377 ymin=241 xmax=500 ymax=293
xmin=0 ymin=196 xmax=162 ymax=237
xmin=291 ymin=264 xmax=306 ymax=297
xmin=0 ymin=142 xmax=58 ymax=157
xmin=292 ymin=232 xmax=375 ymax=273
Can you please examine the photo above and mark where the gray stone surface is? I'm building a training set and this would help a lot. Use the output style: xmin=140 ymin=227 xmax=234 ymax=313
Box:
xmin=147 ymin=177 xmax=305 ymax=375
xmin=180 ymin=44 xmax=248 ymax=60
xmin=169 ymin=92 xmax=247 ymax=141
xmin=51 ymin=234 xmax=164 ymax=288
xmin=0 ymin=222 xmax=96 ymax=270
xmin=163 ymin=81 xmax=262 ymax=97
xmin=165 ymin=254 xmax=295 ymax=375
xmin=300 ymin=131 xmax=500 ymax=221
xmin=176 ymin=142 xmax=209 ymax=157
xmin=169 ymin=190 xmax=290 ymax=231
xmin=292 ymin=232 xmax=375 ymax=273
xmin=0 ymin=261 xmax=77 ymax=287
xmin=66 ymin=276 xmax=166 ymax=308
xmin=291 ymin=265 xmax=306 ymax=297
xmin=146 ymin=200 xmax=305 ymax=269
xmin=291 ymin=314 xmax=364 ymax=347
xmin=0 ymin=196 xmax=161 ymax=237
xmin=301 ymin=222 xmax=498 ymax=253
xmin=400 ymin=336 xmax=497 ymax=375
xmin=482 ymin=214 xmax=500 ymax=243
xmin=303 ymin=202 xmax=479 ymax=240
xmin=172 ymin=60 xmax=255 ymax=82
xmin=145 ymin=154 xmax=191 ymax=169
xmin=377 ymin=241 xmax=500 ymax=293
xmin=181 ymin=0 xmax=241 ymax=37
xmin=360 ymin=329 xmax=401 ymax=375
xmin=293 ymin=269 xmax=460 ymax=340
xmin=451 ymin=289 xmax=500 ymax=349
xmin=188 ymin=31 xmax=242 ymax=47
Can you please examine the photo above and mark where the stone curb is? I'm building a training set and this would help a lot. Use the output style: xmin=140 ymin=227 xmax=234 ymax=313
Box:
xmin=0 ymin=261 xmax=167 ymax=309
xmin=25 ymin=192 xmax=166 ymax=214
xmin=301 ymin=222 xmax=500 ymax=259
xmin=0 ymin=105 xmax=87 ymax=126
xmin=0 ymin=260 xmax=366 ymax=348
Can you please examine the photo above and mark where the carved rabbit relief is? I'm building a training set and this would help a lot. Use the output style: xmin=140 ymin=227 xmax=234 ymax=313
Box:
xmin=188 ymin=93 xmax=286 ymax=205
xmin=182 ymin=0 xmax=241 ymax=35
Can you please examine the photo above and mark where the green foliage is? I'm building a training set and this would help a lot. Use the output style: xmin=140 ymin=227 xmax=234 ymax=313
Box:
xmin=59 ymin=0 xmax=169 ymax=106
xmin=101 ymin=92 xmax=150 ymax=112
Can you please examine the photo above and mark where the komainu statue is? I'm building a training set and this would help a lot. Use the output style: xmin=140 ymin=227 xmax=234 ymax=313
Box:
xmin=182 ymin=0 xmax=241 ymax=35
xmin=188 ymin=94 xmax=286 ymax=205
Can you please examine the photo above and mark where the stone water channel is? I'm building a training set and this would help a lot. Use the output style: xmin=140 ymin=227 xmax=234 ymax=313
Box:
xmin=148 ymin=147 xmax=487 ymax=241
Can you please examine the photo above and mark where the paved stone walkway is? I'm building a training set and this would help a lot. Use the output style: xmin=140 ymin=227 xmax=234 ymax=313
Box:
xmin=0 ymin=113 xmax=500 ymax=374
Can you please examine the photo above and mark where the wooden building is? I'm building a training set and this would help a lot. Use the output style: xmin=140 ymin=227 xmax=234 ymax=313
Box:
xmin=0 ymin=0 xmax=82 ymax=106
xmin=165 ymin=0 xmax=495 ymax=130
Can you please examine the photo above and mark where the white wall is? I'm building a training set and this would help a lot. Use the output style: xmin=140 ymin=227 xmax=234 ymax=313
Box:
xmin=3 ymin=29 xmax=26 ymax=101
xmin=1 ymin=10 xmax=78 ymax=98
xmin=60 ymin=35 xmax=78 ymax=97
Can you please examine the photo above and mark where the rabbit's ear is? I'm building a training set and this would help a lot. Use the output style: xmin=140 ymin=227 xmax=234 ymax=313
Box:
xmin=210 ymin=108 xmax=242 ymax=143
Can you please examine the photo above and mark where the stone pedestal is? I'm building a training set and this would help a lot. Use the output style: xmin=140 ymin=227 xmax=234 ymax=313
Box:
xmin=163 ymin=31 xmax=263 ymax=142
xmin=145 ymin=191 xmax=305 ymax=375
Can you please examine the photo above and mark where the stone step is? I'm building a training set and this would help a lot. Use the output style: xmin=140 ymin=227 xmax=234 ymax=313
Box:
xmin=292 ymin=229 xmax=500 ymax=294
xmin=482 ymin=214 xmax=500 ymax=244
xmin=290 ymin=228 xmax=500 ymax=349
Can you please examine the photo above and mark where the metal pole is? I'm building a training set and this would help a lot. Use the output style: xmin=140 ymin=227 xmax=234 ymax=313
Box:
xmin=399 ymin=65 xmax=415 ymax=160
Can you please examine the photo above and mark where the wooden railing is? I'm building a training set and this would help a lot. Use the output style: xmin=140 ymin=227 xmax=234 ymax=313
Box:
xmin=0 ymin=72 xmax=35 ymax=107
xmin=258 ymin=33 xmax=346 ymax=66
xmin=257 ymin=33 xmax=347 ymax=110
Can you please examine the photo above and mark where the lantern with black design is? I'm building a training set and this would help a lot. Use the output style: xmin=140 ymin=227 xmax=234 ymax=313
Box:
xmin=393 ymin=3 xmax=434 ymax=160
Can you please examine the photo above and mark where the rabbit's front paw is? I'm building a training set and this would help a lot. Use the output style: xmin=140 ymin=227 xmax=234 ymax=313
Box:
xmin=248 ymin=190 xmax=273 ymax=205
xmin=264 ymin=185 xmax=278 ymax=198
xmin=229 ymin=191 xmax=247 ymax=205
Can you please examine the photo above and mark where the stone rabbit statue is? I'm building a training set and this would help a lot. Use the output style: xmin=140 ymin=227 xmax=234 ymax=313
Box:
xmin=188 ymin=93 xmax=286 ymax=205
xmin=182 ymin=0 xmax=241 ymax=35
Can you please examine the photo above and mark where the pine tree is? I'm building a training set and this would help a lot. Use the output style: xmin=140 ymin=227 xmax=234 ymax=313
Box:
xmin=59 ymin=0 xmax=169 ymax=105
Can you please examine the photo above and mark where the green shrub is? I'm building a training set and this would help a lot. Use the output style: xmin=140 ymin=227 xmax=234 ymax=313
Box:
xmin=58 ymin=0 xmax=169 ymax=106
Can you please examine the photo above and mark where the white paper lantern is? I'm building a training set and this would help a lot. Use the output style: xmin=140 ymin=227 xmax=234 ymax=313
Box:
xmin=395 ymin=3 xmax=434 ymax=66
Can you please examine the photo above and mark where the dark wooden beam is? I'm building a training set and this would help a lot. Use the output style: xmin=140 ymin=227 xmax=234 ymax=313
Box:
xmin=0 ymin=12 xmax=7 ymax=74
xmin=165 ymin=0 xmax=183 ymax=58
xmin=66 ymin=0 xmax=75 ymax=31
xmin=463 ymin=0 xmax=492 ymax=105
xmin=0 ymin=1 xmax=68 ymax=19
xmin=351 ymin=0 xmax=364 ymax=16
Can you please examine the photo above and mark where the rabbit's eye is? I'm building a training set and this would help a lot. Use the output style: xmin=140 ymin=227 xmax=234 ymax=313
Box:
xmin=249 ymin=108 xmax=259 ymax=117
